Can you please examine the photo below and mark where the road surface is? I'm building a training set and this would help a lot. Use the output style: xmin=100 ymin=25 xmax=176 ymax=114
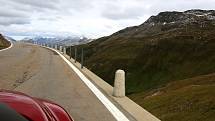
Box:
xmin=0 ymin=42 xmax=117 ymax=121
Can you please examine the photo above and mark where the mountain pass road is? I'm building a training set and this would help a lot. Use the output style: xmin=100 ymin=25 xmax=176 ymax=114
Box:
xmin=0 ymin=42 xmax=117 ymax=121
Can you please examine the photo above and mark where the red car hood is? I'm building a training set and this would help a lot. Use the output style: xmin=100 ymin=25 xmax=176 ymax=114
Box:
xmin=0 ymin=90 xmax=73 ymax=121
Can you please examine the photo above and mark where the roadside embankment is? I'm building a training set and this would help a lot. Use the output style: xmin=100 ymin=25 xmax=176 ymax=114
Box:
xmin=59 ymin=48 xmax=161 ymax=121
xmin=0 ymin=34 xmax=11 ymax=50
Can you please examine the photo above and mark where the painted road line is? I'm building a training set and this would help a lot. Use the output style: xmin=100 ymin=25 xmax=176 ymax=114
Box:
xmin=43 ymin=45 xmax=130 ymax=121
xmin=0 ymin=40 xmax=13 ymax=52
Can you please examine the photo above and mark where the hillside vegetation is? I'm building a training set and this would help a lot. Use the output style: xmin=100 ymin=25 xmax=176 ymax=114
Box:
xmin=0 ymin=34 xmax=10 ymax=49
xmin=67 ymin=10 xmax=215 ymax=120
xmin=130 ymin=73 xmax=215 ymax=121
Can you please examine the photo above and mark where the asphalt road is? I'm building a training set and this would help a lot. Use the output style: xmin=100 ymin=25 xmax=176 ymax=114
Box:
xmin=0 ymin=42 xmax=117 ymax=121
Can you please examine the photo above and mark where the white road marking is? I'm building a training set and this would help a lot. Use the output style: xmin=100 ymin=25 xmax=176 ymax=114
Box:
xmin=0 ymin=40 xmax=13 ymax=52
xmin=43 ymin=45 xmax=130 ymax=121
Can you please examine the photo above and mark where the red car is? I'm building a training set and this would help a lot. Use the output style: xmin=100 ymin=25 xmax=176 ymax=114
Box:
xmin=0 ymin=90 xmax=74 ymax=121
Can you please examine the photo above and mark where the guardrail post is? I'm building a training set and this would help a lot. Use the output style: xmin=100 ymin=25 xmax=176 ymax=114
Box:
xmin=75 ymin=47 xmax=77 ymax=63
xmin=55 ymin=45 xmax=58 ymax=50
xmin=113 ymin=70 xmax=125 ymax=97
xmin=70 ymin=46 xmax=72 ymax=59
xmin=81 ymin=48 xmax=84 ymax=69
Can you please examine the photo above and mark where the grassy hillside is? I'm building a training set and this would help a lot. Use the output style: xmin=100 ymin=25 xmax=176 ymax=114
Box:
xmin=67 ymin=21 xmax=215 ymax=94
xmin=66 ymin=10 xmax=215 ymax=120
xmin=0 ymin=34 xmax=10 ymax=49
xmin=129 ymin=73 xmax=215 ymax=121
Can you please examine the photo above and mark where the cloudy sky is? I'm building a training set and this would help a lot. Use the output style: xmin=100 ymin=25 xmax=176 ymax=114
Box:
xmin=0 ymin=0 xmax=215 ymax=39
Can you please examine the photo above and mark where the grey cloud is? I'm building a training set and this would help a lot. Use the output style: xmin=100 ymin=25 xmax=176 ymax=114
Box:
xmin=1 ymin=0 xmax=215 ymax=37
xmin=0 ymin=0 xmax=59 ymax=26
xmin=0 ymin=8 xmax=29 ymax=18
xmin=101 ymin=4 xmax=146 ymax=20
xmin=38 ymin=16 xmax=62 ymax=21
xmin=8 ymin=0 xmax=59 ymax=10
xmin=60 ymin=0 xmax=95 ymax=12
xmin=101 ymin=0 xmax=215 ymax=21
xmin=0 ymin=3 xmax=30 ymax=26
xmin=0 ymin=17 xmax=30 ymax=26
xmin=103 ymin=9 xmax=144 ymax=20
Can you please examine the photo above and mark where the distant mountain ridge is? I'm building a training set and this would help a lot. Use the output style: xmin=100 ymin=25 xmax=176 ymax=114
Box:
xmin=22 ymin=36 xmax=91 ymax=46
xmin=112 ymin=9 xmax=215 ymax=39
xmin=145 ymin=9 xmax=215 ymax=24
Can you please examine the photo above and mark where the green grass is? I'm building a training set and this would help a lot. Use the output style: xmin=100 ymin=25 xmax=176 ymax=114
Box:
xmin=144 ymin=85 xmax=215 ymax=121
xmin=129 ymin=73 xmax=215 ymax=121
xmin=67 ymin=24 xmax=215 ymax=94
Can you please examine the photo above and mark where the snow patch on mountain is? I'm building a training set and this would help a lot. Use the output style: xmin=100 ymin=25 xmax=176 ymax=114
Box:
xmin=144 ymin=9 xmax=215 ymax=26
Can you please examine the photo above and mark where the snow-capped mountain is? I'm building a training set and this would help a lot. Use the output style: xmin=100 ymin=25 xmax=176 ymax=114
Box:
xmin=112 ymin=9 xmax=215 ymax=39
xmin=22 ymin=36 xmax=91 ymax=46
xmin=3 ymin=36 xmax=16 ymax=42
xmin=144 ymin=9 xmax=215 ymax=26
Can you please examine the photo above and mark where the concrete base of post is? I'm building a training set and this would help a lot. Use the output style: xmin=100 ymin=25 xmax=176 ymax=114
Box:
xmin=113 ymin=70 xmax=125 ymax=98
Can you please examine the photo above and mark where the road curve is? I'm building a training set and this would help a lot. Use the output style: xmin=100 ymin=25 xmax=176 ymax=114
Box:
xmin=0 ymin=42 xmax=116 ymax=121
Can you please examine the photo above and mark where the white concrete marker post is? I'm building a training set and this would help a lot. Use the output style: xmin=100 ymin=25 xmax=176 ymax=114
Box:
xmin=60 ymin=46 xmax=63 ymax=53
xmin=55 ymin=45 xmax=58 ymax=50
xmin=63 ymin=47 xmax=66 ymax=55
xmin=113 ymin=70 xmax=125 ymax=97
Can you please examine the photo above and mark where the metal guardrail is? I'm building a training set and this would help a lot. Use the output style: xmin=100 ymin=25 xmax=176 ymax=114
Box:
xmin=42 ymin=43 xmax=126 ymax=98
xmin=34 ymin=42 xmax=161 ymax=121
xmin=47 ymin=44 xmax=84 ymax=69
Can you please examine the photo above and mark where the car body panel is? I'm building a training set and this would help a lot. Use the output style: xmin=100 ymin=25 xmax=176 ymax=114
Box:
xmin=0 ymin=90 xmax=73 ymax=121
